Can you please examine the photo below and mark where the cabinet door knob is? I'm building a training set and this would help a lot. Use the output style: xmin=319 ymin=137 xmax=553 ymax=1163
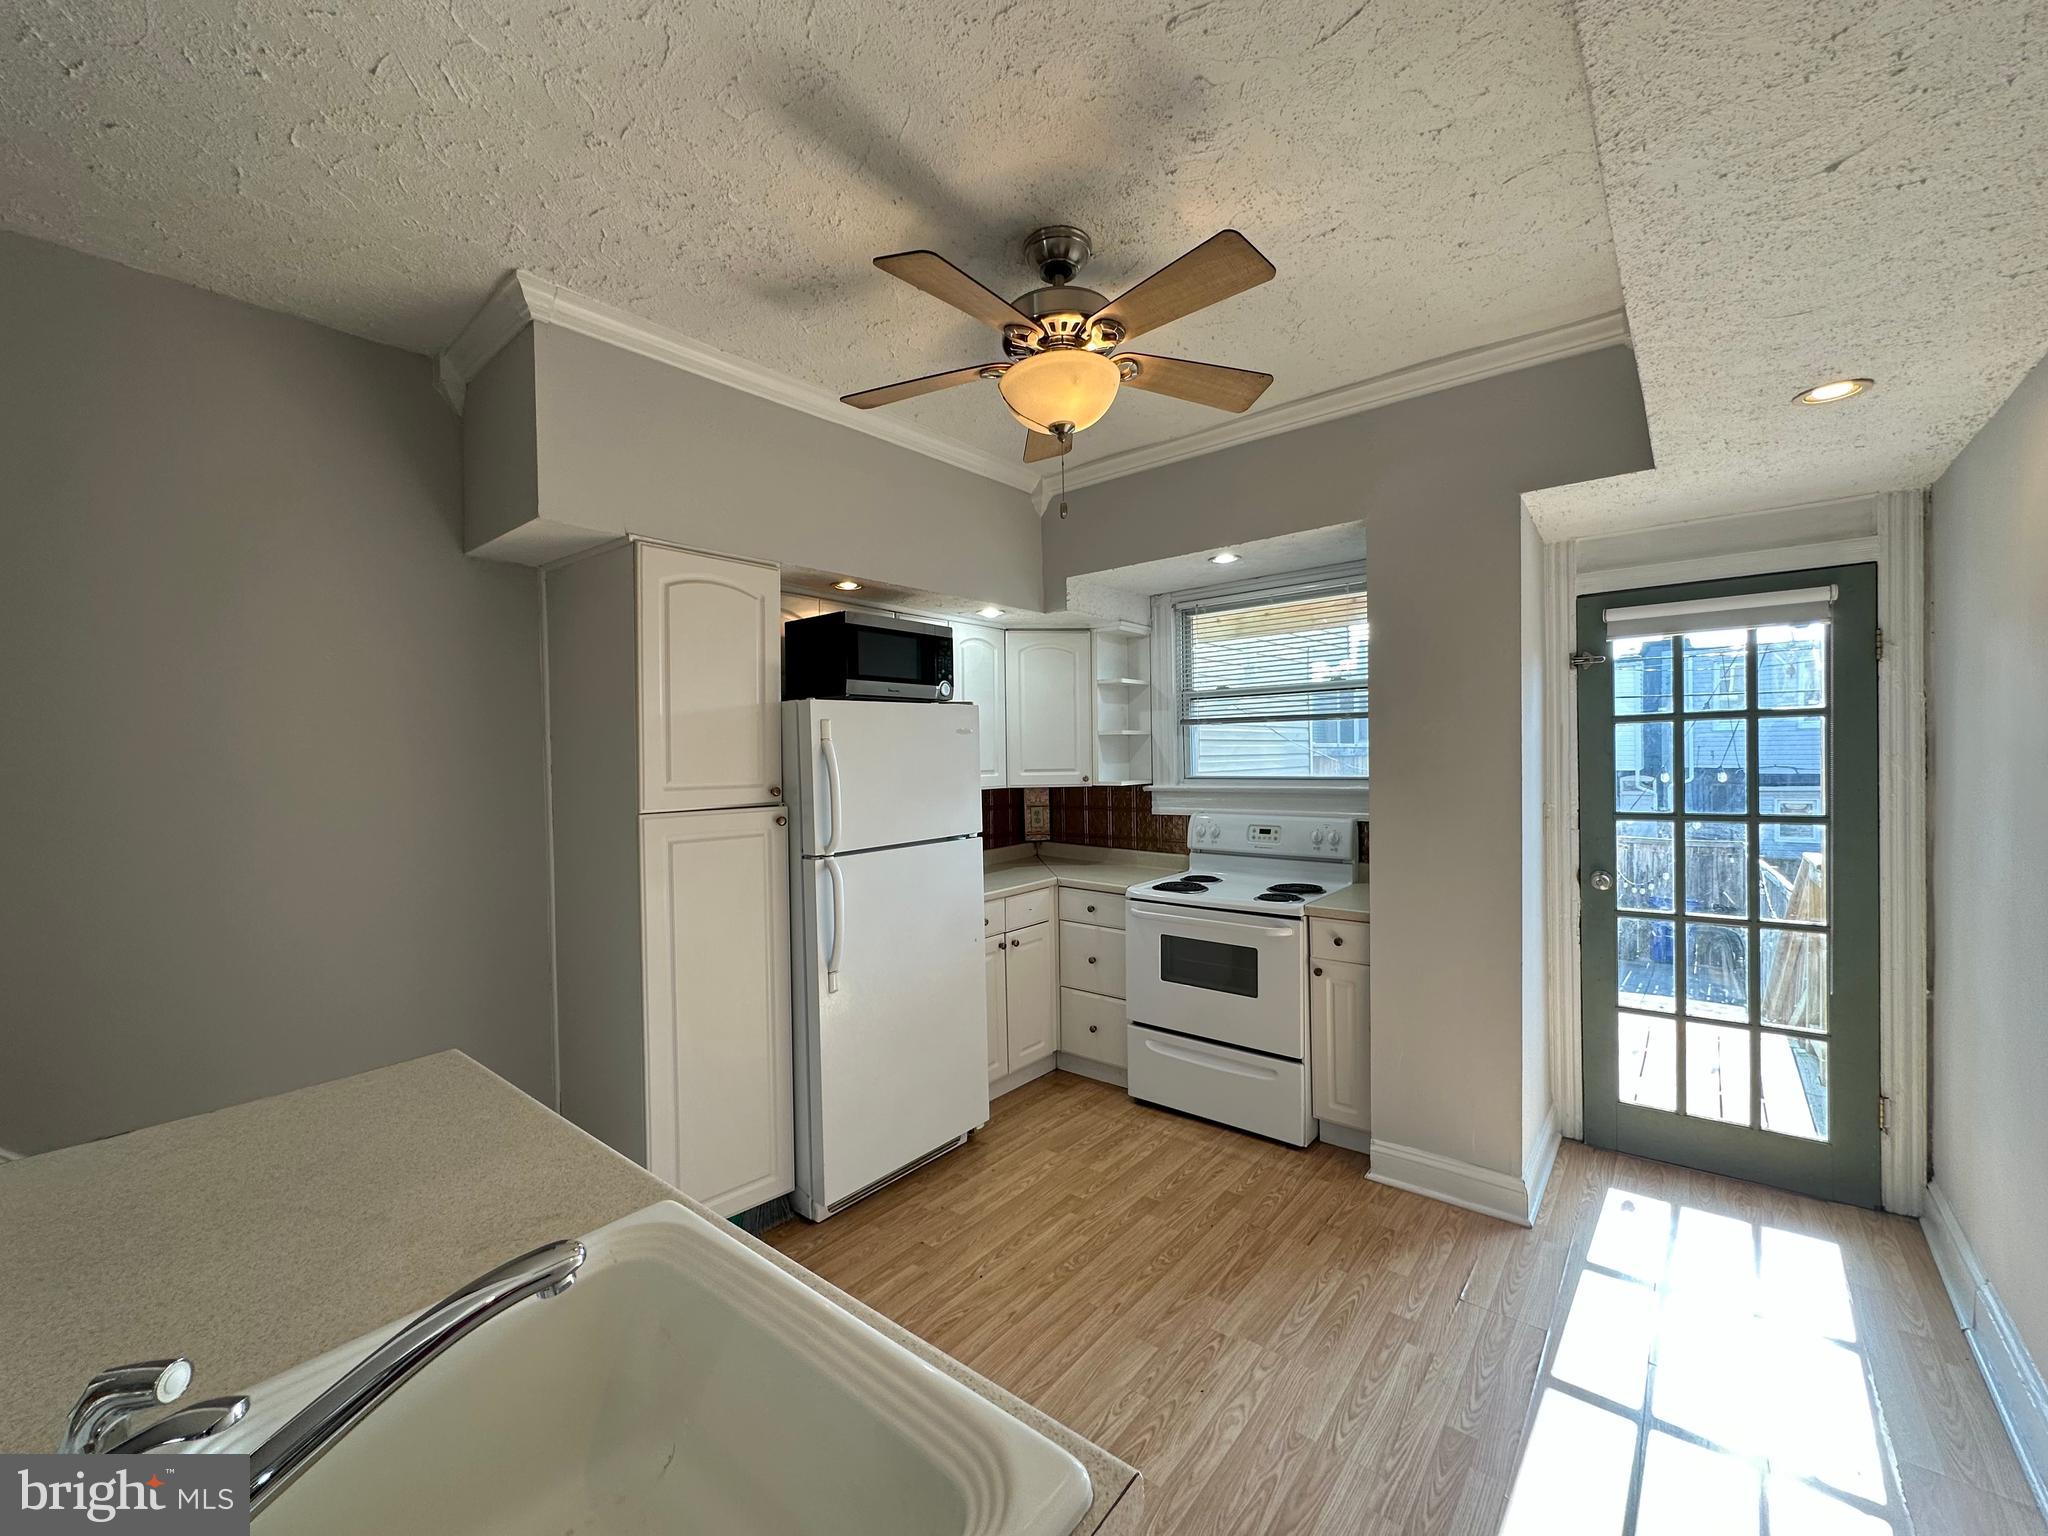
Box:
xmin=1088 ymin=1023 xmax=1099 ymax=1033
xmin=1313 ymin=966 xmax=1324 ymax=977
xmin=774 ymin=815 xmax=787 ymax=827
xmin=769 ymin=786 xmax=782 ymax=798
xmin=1080 ymin=775 xmax=1090 ymax=784
xmin=1087 ymin=955 xmax=1097 ymax=964
xmin=998 ymin=940 xmax=1007 ymax=949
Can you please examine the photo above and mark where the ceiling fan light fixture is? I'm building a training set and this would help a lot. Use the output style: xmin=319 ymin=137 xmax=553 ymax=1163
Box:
xmin=998 ymin=348 xmax=1120 ymax=435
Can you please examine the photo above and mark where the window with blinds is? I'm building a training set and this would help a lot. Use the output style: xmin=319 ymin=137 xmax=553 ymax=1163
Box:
xmin=1178 ymin=579 xmax=1369 ymax=780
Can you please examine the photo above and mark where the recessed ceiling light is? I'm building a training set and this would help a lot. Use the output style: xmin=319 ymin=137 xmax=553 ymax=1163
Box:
xmin=832 ymin=579 xmax=862 ymax=592
xmin=977 ymin=606 xmax=1004 ymax=618
xmin=1793 ymin=378 xmax=1873 ymax=405
xmin=1209 ymin=551 xmax=1240 ymax=565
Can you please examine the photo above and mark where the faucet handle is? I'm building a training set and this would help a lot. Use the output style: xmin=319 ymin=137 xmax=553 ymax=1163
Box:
xmin=61 ymin=1358 xmax=193 ymax=1453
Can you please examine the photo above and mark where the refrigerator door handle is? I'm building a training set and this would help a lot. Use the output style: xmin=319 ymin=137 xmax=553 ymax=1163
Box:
xmin=822 ymin=855 xmax=844 ymax=993
xmin=820 ymin=720 xmax=843 ymax=855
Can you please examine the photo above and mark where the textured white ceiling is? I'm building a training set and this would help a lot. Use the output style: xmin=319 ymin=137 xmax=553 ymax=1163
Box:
xmin=1526 ymin=0 xmax=2048 ymax=537
xmin=0 ymin=0 xmax=1622 ymax=471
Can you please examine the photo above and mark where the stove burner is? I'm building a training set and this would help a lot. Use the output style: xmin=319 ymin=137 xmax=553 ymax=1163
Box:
xmin=1266 ymin=882 xmax=1327 ymax=895
xmin=1151 ymin=880 xmax=1210 ymax=894
xmin=1254 ymin=891 xmax=1306 ymax=903
xmin=1181 ymin=874 xmax=1223 ymax=884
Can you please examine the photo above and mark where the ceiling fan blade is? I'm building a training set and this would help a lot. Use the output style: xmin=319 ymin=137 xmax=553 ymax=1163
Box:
xmin=1023 ymin=429 xmax=1071 ymax=463
xmin=1115 ymin=354 xmax=1274 ymax=413
xmin=875 ymin=251 xmax=1043 ymax=336
xmin=1092 ymin=231 xmax=1275 ymax=344
xmin=841 ymin=363 xmax=1002 ymax=410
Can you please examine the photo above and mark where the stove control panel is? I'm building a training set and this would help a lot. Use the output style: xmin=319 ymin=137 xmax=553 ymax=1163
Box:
xmin=1187 ymin=814 xmax=1355 ymax=862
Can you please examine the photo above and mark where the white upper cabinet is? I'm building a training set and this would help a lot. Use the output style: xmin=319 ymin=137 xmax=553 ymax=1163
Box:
xmin=1004 ymin=630 xmax=1094 ymax=787
xmin=950 ymin=622 xmax=1008 ymax=790
xmin=638 ymin=545 xmax=781 ymax=812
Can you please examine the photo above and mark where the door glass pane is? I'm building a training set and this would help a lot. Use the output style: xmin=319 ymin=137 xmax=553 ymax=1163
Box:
xmin=1619 ymin=1013 xmax=1677 ymax=1111
xmin=1686 ymin=923 xmax=1751 ymax=1021
xmin=1759 ymin=824 xmax=1828 ymax=923
xmin=1619 ymin=918 xmax=1677 ymax=1012
xmin=1684 ymin=821 xmax=1750 ymax=917
xmin=1615 ymin=636 xmax=1673 ymax=715
xmin=1760 ymin=1033 xmax=1830 ymax=1141
xmin=1684 ymin=719 xmax=1749 ymax=813
xmin=1616 ymin=722 xmax=1675 ymax=812
xmin=1758 ymin=716 xmax=1826 ymax=814
xmin=1760 ymin=929 xmax=1828 ymax=1032
xmin=1686 ymin=1021 xmax=1753 ymax=1125
xmin=1757 ymin=623 xmax=1826 ymax=709
xmin=1618 ymin=820 xmax=1676 ymax=912
xmin=1158 ymin=934 xmax=1259 ymax=997
xmin=1682 ymin=630 xmax=1748 ymax=711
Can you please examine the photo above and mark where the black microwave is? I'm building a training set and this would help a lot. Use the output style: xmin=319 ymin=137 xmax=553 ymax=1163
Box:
xmin=783 ymin=611 xmax=955 ymax=701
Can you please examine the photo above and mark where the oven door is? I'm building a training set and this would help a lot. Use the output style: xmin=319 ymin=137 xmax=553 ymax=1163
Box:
xmin=1125 ymin=899 xmax=1307 ymax=1059
xmin=844 ymin=615 xmax=952 ymax=702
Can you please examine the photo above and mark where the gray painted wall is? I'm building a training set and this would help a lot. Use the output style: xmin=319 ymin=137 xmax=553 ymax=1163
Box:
xmin=1048 ymin=348 xmax=1654 ymax=1183
xmin=1928 ymin=352 xmax=2048 ymax=1363
xmin=0 ymin=232 xmax=556 ymax=1153
xmin=465 ymin=322 xmax=1046 ymax=612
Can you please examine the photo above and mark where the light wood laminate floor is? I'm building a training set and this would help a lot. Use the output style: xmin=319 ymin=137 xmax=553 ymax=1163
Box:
xmin=767 ymin=1073 xmax=2043 ymax=1535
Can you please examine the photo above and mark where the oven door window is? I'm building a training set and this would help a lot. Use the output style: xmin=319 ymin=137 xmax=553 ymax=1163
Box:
xmin=1159 ymin=933 xmax=1260 ymax=998
xmin=854 ymin=627 xmax=932 ymax=684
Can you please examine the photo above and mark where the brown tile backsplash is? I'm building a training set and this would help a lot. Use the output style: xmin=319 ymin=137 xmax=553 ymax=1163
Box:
xmin=985 ymin=788 xmax=1370 ymax=867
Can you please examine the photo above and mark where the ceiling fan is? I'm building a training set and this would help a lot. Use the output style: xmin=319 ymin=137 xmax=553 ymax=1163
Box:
xmin=841 ymin=225 xmax=1276 ymax=463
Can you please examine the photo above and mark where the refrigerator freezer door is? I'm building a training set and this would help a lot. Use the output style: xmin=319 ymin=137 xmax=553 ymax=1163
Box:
xmin=784 ymin=699 xmax=981 ymax=857
xmin=792 ymin=836 xmax=990 ymax=1214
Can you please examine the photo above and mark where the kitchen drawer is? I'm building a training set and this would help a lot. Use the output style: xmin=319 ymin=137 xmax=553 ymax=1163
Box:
xmin=983 ymin=898 xmax=1004 ymax=935
xmin=1310 ymin=918 xmax=1365 ymax=965
xmin=1004 ymin=887 xmax=1053 ymax=932
xmin=1060 ymin=920 xmax=1125 ymax=998
xmin=1128 ymin=1025 xmax=1313 ymax=1146
xmin=1061 ymin=987 xmax=1126 ymax=1069
xmin=1058 ymin=886 xmax=1123 ymax=928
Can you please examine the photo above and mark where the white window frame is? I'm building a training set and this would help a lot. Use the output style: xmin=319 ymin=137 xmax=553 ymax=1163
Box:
xmin=1149 ymin=563 xmax=1371 ymax=818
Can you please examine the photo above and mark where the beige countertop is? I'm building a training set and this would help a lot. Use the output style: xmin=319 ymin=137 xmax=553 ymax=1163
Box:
xmin=1306 ymin=883 xmax=1371 ymax=921
xmin=0 ymin=1053 xmax=1141 ymax=1534
xmin=984 ymin=844 xmax=1185 ymax=900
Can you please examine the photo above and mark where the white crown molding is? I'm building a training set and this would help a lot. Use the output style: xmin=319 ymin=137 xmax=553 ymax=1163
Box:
xmin=437 ymin=270 xmax=1040 ymax=493
xmin=1055 ymin=309 xmax=1632 ymax=495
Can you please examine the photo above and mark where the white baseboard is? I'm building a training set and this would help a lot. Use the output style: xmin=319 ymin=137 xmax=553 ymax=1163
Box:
xmin=1922 ymin=1181 xmax=2048 ymax=1523
xmin=1317 ymin=1121 xmax=1372 ymax=1154
xmin=990 ymin=1057 xmax=1059 ymax=1101
xmin=1367 ymin=1136 xmax=1544 ymax=1226
xmin=1053 ymin=1055 xmax=1127 ymax=1089
xmin=1522 ymin=1108 xmax=1563 ymax=1226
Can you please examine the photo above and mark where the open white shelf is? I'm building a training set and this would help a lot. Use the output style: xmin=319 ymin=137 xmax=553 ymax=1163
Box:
xmin=1091 ymin=628 xmax=1153 ymax=787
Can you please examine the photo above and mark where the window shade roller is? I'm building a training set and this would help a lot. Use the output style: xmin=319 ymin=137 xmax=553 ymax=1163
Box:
xmin=1602 ymin=585 xmax=1837 ymax=641
xmin=1179 ymin=584 xmax=1369 ymax=724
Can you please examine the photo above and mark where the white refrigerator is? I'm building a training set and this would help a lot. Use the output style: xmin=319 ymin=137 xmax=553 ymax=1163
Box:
xmin=783 ymin=698 xmax=990 ymax=1221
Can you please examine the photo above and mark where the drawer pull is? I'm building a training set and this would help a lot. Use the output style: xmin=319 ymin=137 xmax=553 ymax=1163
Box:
xmin=1089 ymin=1023 xmax=1099 ymax=1033
xmin=1313 ymin=966 xmax=1324 ymax=977
xmin=1086 ymin=903 xmax=1097 ymax=913
xmin=1088 ymin=955 xmax=1098 ymax=965
xmin=1332 ymin=934 xmax=1345 ymax=947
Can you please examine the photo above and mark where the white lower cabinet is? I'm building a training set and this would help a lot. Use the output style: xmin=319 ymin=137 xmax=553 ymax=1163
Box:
xmin=1309 ymin=939 xmax=1370 ymax=1134
xmin=984 ymin=933 xmax=1008 ymax=1081
xmin=1058 ymin=894 xmax=1129 ymax=1074
xmin=1060 ymin=988 xmax=1126 ymax=1070
xmin=641 ymin=807 xmax=794 ymax=1214
xmin=986 ymin=909 xmax=1058 ymax=1089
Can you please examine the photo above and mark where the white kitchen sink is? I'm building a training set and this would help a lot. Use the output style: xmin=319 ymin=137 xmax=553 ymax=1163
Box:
xmin=201 ymin=1201 xmax=1091 ymax=1535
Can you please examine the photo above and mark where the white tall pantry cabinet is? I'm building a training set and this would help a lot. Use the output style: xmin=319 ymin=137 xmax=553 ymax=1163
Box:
xmin=547 ymin=540 xmax=793 ymax=1217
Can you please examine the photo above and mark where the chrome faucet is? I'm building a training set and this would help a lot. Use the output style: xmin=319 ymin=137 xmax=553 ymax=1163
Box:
xmin=61 ymin=1238 xmax=585 ymax=1513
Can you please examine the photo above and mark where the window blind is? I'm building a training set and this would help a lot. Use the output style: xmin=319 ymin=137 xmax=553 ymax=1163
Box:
xmin=1178 ymin=583 xmax=1369 ymax=726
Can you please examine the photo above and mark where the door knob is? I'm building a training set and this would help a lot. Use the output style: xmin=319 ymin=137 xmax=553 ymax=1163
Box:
xmin=1590 ymin=870 xmax=1615 ymax=892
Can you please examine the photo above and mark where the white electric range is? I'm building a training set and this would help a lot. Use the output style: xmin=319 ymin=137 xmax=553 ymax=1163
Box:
xmin=1124 ymin=814 xmax=1357 ymax=1146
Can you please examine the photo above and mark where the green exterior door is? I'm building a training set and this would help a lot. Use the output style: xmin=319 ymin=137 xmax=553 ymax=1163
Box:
xmin=1578 ymin=566 xmax=1881 ymax=1207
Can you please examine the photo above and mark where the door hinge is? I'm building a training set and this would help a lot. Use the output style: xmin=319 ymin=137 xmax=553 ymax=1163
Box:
xmin=1878 ymin=1094 xmax=1891 ymax=1134
xmin=1569 ymin=651 xmax=1609 ymax=671
xmin=1875 ymin=627 xmax=1885 ymax=662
